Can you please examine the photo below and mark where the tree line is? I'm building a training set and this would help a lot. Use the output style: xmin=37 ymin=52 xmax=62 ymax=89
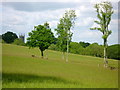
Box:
xmin=49 ymin=42 xmax=120 ymax=60
xmin=1 ymin=32 xmax=119 ymax=60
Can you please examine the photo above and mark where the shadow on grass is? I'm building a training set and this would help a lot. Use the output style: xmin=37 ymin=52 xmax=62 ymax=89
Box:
xmin=2 ymin=72 xmax=77 ymax=84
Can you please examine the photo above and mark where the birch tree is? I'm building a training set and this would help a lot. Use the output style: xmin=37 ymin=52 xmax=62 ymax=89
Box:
xmin=55 ymin=10 xmax=76 ymax=62
xmin=90 ymin=2 xmax=113 ymax=67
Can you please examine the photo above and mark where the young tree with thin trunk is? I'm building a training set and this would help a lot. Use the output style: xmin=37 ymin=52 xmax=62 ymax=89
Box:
xmin=27 ymin=22 xmax=54 ymax=58
xmin=90 ymin=1 xmax=113 ymax=67
xmin=55 ymin=10 xmax=76 ymax=62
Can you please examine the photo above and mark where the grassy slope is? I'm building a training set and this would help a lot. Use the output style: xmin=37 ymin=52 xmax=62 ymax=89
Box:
xmin=2 ymin=44 xmax=118 ymax=88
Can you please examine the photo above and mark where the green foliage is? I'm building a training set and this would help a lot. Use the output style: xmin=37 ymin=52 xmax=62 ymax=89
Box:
xmin=55 ymin=10 xmax=76 ymax=53
xmin=13 ymin=38 xmax=25 ymax=46
xmin=2 ymin=39 xmax=6 ymax=43
xmin=107 ymin=44 xmax=120 ymax=60
xmin=85 ymin=43 xmax=104 ymax=57
xmin=69 ymin=42 xmax=83 ymax=54
xmin=0 ymin=39 xmax=5 ymax=43
xmin=79 ymin=41 xmax=90 ymax=48
xmin=90 ymin=1 xmax=113 ymax=39
xmin=90 ymin=1 xmax=114 ymax=66
xmin=27 ymin=22 xmax=55 ymax=57
xmin=49 ymin=41 xmax=119 ymax=60
xmin=70 ymin=42 xmax=104 ymax=57
xmin=48 ymin=44 xmax=59 ymax=51
xmin=2 ymin=31 xmax=18 ymax=43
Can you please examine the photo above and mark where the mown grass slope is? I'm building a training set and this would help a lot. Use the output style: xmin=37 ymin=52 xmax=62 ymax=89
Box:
xmin=2 ymin=44 xmax=118 ymax=88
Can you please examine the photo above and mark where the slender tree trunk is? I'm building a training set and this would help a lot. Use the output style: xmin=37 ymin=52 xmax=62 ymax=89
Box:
xmin=41 ymin=50 xmax=43 ymax=58
xmin=105 ymin=41 xmax=108 ymax=66
xmin=104 ymin=46 xmax=106 ymax=66
xmin=46 ymin=49 xmax=48 ymax=59
xmin=104 ymin=39 xmax=108 ymax=67
xmin=66 ymin=30 xmax=70 ymax=62
xmin=66 ymin=38 xmax=69 ymax=62
xmin=62 ymin=52 xmax=65 ymax=60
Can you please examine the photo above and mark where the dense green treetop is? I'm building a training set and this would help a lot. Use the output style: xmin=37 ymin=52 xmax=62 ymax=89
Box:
xmin=2 ymin=31 xmax=18 ymax=43
xmin=27 ymin=23 xmax=55 ymax=57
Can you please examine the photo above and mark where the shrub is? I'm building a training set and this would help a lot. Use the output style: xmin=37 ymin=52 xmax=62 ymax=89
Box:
xmin=49 ymin=44 xmax=59 ymax=51
xmin=70 ymin=42 xmax=84 ymax=54
xmin=13 ymin=38 xmax=25 ymax=46
xmin=2 ymin=31 xmax=18 ymax=43
xmin=85 ymin=43 xmax=104 ymax=57
xmin=107 ymin=44 xmax=120 ymax=60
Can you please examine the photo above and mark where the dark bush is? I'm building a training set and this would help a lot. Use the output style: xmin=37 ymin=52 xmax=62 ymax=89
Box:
xmin=2 ymin=31 xmax=18 ymax=43
xmin=107 ymin=44 xmax=120 ymax=60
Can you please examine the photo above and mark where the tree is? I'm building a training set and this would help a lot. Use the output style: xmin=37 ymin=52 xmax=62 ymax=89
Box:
xmin=27 ymin=22 xmax=55 ymax=58
xmin=48 ymin=44 xmax=59 ymax=51
xmin=13 ymin=38 xmax=25 ymax=46
xmin=2 ymin=31 xmax=18 ymax=43
xmin=90 ymin=2 xmax=113 ymax=67
xmin=85 ymin=43 xmax=104 ymax=57
xmin=69 ymin=42 xmax=83 ymax=54
xmin=55 ymin=10 xmax=76 ymax=62
xmin=79 ymin=41 xmax=90 ymax=48
xmin=55 ymin=22 xmax=68 ymax=60
xmin=107 ymin=44 xmax=120 ymax=60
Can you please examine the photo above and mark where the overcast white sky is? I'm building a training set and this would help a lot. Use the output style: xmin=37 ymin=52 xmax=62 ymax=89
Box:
xmin=0 ymin=0 xmax=119 ymax=45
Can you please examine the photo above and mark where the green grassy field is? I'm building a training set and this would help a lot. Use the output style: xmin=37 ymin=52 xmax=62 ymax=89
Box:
xmin=2 ymin=44 xmax=118 ymax=88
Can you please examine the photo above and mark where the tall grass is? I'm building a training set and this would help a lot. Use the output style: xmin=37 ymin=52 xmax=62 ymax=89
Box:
xmin=2 ymin=44 xmax=118 ymax=88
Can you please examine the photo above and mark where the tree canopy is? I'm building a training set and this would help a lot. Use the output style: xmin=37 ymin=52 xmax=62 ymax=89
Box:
xmin=27 ymin=23 xmax=55 ymax=58
xmin=2 ymin=31 xmax=18 ymax=43
xmin=79 ymin=41 xmax=90 ymax=48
